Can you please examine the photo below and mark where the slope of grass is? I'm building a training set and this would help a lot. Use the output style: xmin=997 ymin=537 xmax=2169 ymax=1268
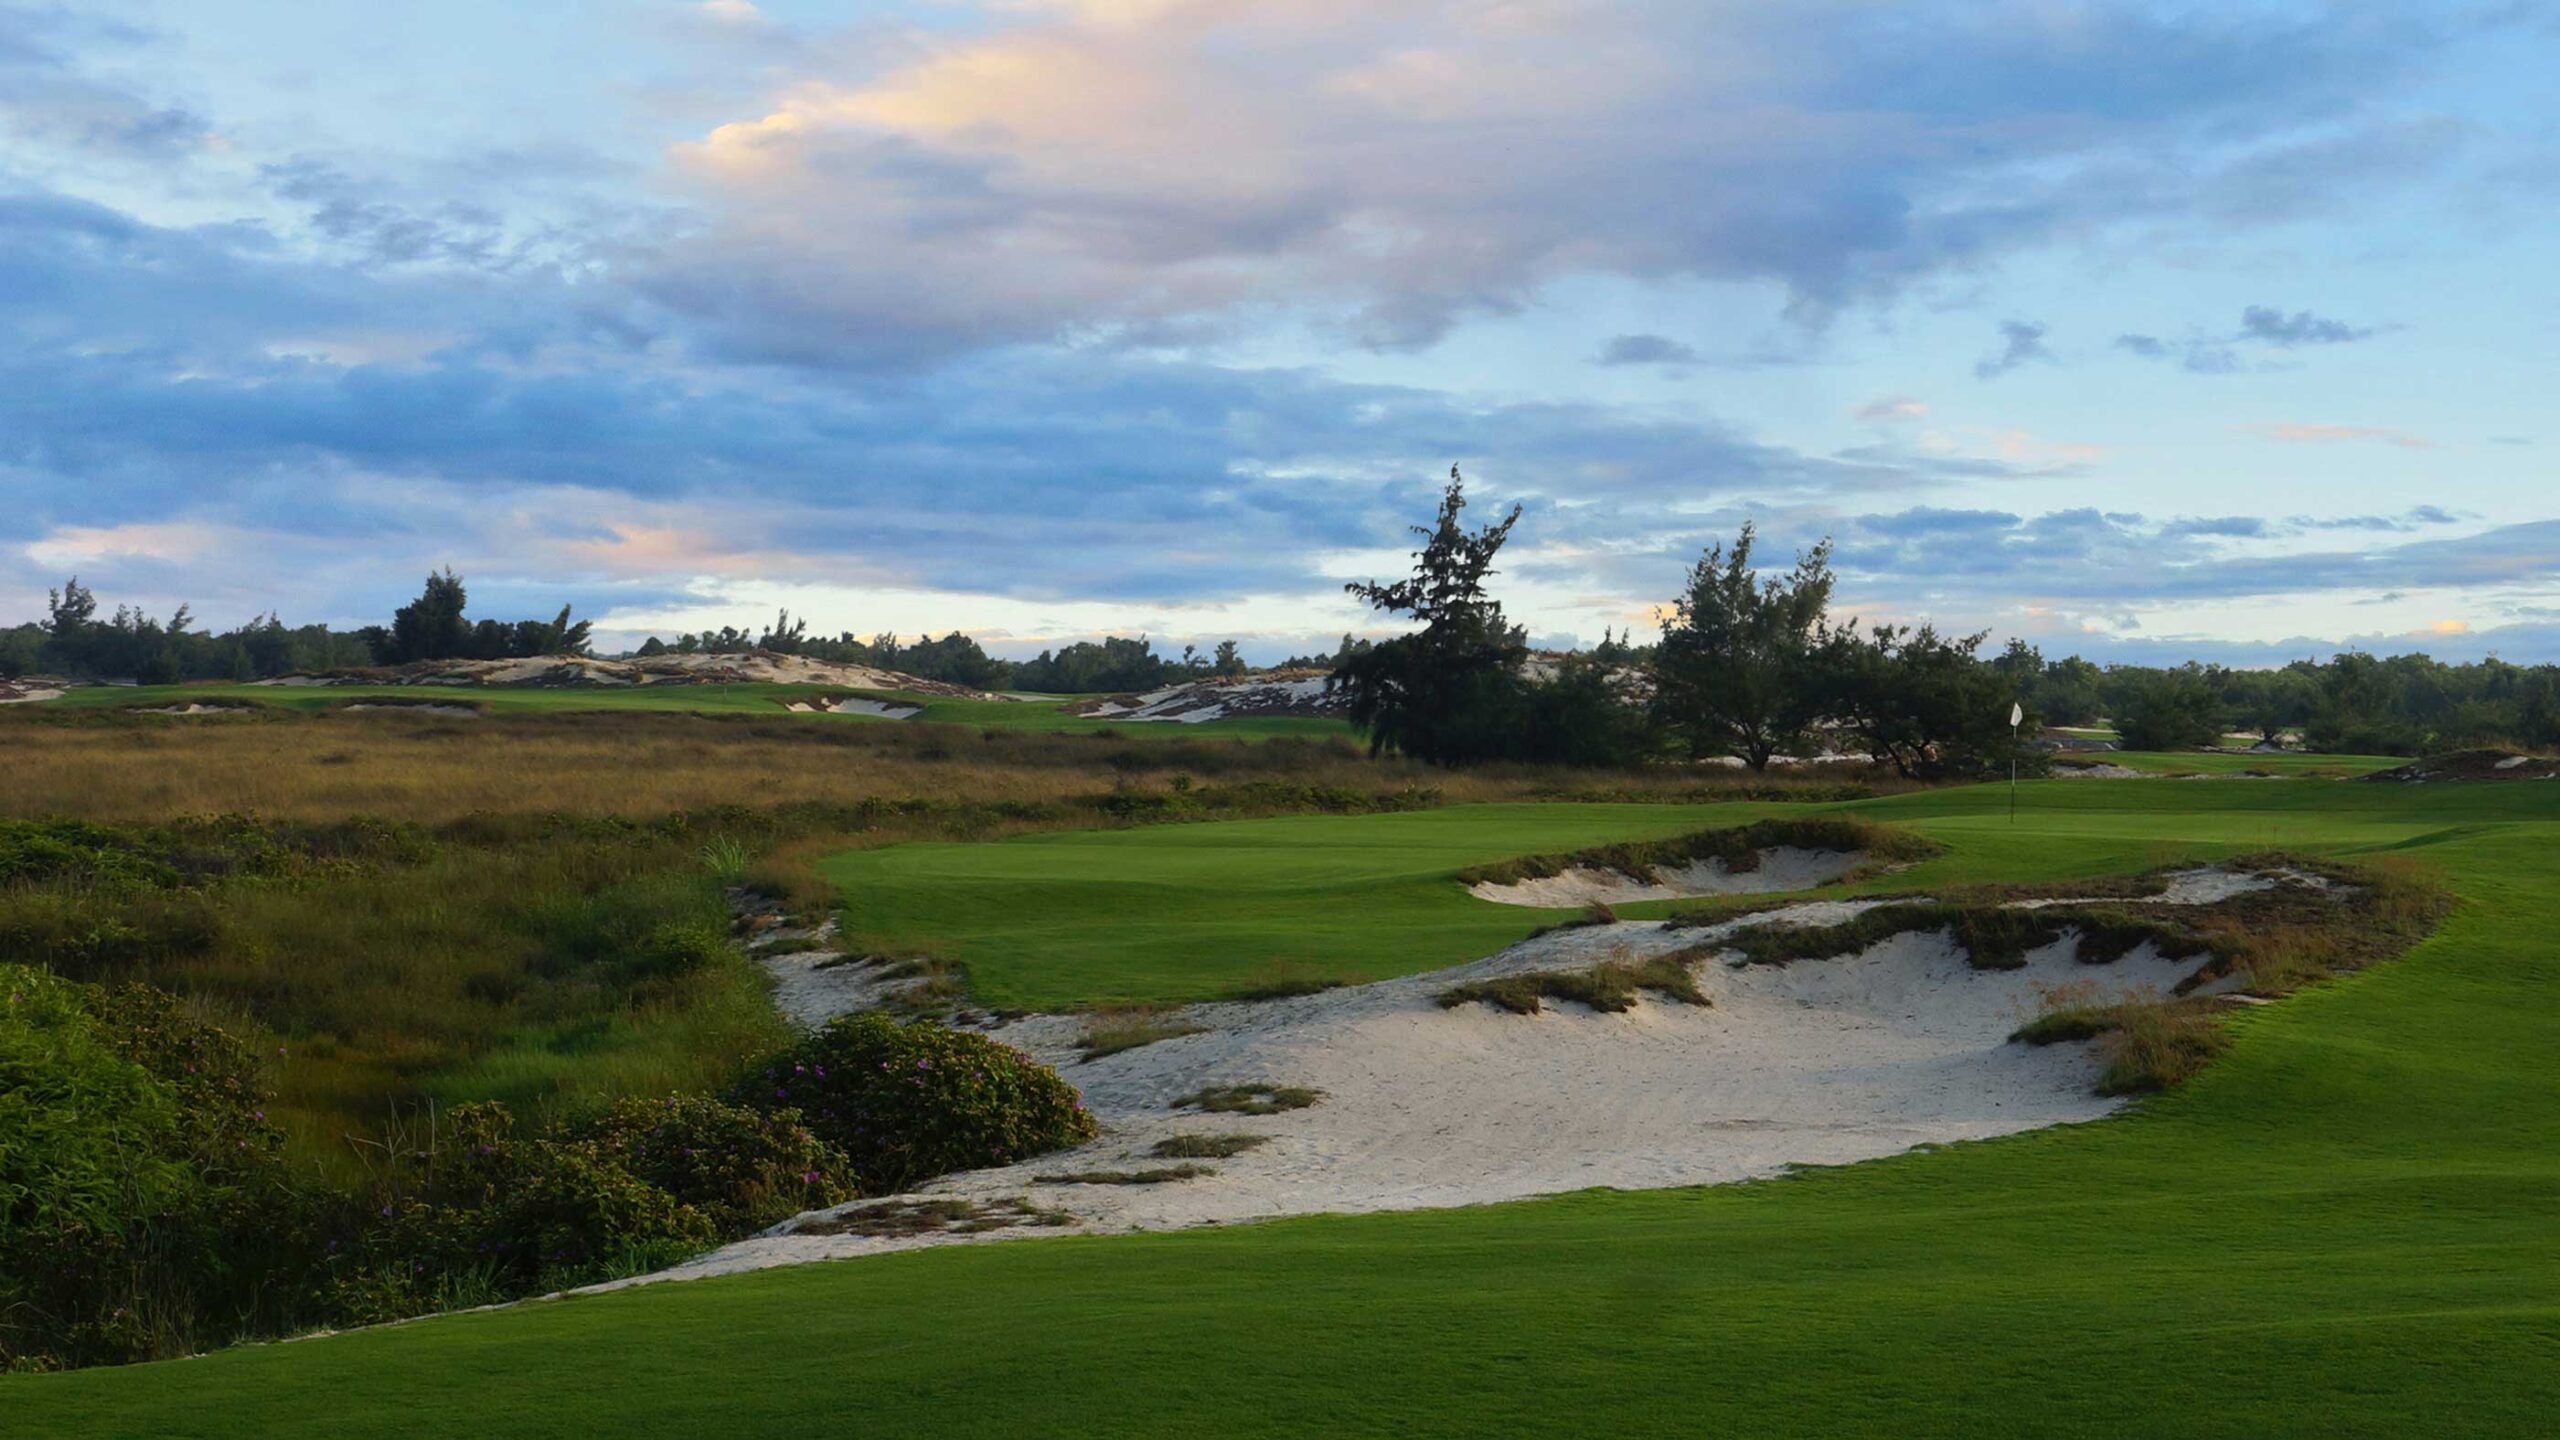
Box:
xmin=13 ymin=780 xmax=2558 ymax=1436
xmin=819 ymin=802 xmax=1770 ymax=1009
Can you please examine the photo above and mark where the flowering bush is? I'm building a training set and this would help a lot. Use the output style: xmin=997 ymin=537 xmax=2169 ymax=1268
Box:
xmin=738 ymin=1014 xmax=1098 ymax=1194
xmin=565 ymin=1095 xmax=852 ymax=1231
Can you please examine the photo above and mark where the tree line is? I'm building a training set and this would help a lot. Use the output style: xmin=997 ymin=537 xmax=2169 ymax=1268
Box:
xmin=1331 ymin=468 xmax=2560 ymax=768
xmin=10 ymin=518 xmax=2558 ymax=760
xmin=1 ymin=571 xmax=588 ymax=684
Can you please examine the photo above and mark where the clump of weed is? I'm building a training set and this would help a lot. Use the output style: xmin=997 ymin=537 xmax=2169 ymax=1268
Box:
xmin=1174 ymin=1084 xmax=1323 ymax=1115
xmin=1438 ymin=950 xmax=1709 ymax=1015
xmin=1720 ymin=903 xmax=2203 ymax=972
xmin=1228 ymin=977 xmax=1342 ymax=1002
xmin=1077 ymin=1008 xmax=1208 ymax=1061
xmin=1033 ymin=1164 xmax=1215 ymax=1185
xmin=792 ymin=1195 xmax=1071 ymax=1237
xmin=1524 ymin=901 xmax=1623 ymax=941
xmin=2013 ymin=988 xmax=2231 ymax=1096
xmin=1459 ymin=817 xmax=1943 ymax=890
xmin=1150 ymin=1133 xmax=1268 ymax=1159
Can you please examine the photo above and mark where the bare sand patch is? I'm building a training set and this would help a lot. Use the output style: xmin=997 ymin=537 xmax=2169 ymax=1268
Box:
xmin=632 ymin=893 xmax=2223 ymax=1288
xmin=345 ymin=702 xmax=480 ymax=718
xmin=1470 ymin=846 xmax=1864 ymax=906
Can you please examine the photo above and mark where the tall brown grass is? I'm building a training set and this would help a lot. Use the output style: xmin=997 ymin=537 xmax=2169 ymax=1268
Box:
xmin=0 ymin=709 xmax=1880 ymax=825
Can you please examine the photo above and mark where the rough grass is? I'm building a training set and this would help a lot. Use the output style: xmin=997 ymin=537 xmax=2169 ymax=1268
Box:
xmin=790 ymin=1197 xmax=1072 ymax=1238
xmin=1033 ymin=1165 xmax=1216 ymax=1186
xmin=1173 ymin=1084 xmax=1324 ymax=1115
xmin=1078 ymin=1009 xmax=1208 ymax=1061
xmin=1149 ymin=1134 xmax=1269 ymax=1159
xmin=1714 ymin=854 xmax=2448 ymax=1000
xmin=1455 ymin=816 xmax=1944 ymax=889
xmin=2013 ymin=984 xmax=2235 ymax=1095
xmin=1716 ymin=902 xmax=2206 ymax=971
xmin=1437 ymin=951 xmax=1710 ymax=1015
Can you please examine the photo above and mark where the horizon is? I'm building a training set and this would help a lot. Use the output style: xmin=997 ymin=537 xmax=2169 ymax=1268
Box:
xmin=5 ymin=2 xmax=2555 ymax=666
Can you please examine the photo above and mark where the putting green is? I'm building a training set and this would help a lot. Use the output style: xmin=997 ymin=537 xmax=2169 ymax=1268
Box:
xmin=14 ymin=776 xmax=2559 ymax=1438
xmin=823 ymin=802 xmax=1772 ymax=1009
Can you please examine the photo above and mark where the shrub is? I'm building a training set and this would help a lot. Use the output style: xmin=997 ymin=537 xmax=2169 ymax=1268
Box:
xmin=737 ymin=1014 xmax=1099 ymax=1194
xmin=327 ymin=1102 xmax=718 ymax=1323
xmin=565 ymin=1095 xmax=851 ymax=1232
xmin=0 ymin=968 xmax=294 ymax=1370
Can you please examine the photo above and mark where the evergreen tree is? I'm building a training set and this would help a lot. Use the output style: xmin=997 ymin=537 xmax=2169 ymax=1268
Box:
xmin=1648 ymin=525 xmax=1835 ymax=770
xmin=1334 ymin=466 xmax=1530 ymax=763
xmin=383 ymin=570 xmax=471 ymax=663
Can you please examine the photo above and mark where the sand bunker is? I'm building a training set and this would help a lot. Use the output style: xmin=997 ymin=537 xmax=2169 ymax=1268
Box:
xmin=783 ymin=697 xmax=923 ymax=719
xmin=138 ymin=702 xmax=253 ymax=716
xmin=1471 ymin=846 xmax=1864 ymax=907
xmin=1076 ymin=673 xmax=1343 ymax=723
xmin=636 ymin=884 xmax=2265 ymax=1290
xmin=344 ymin=702 xmax=480 ymax=718
xmin=2366 ymin=749 xmax=2560 ymax=783
xmin=0 ymin=683 xmax=64 ymax=705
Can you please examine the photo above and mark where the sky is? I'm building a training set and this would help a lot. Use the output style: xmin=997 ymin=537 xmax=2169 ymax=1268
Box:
xmin=2 ymin=0 xmax=2555 ymax=665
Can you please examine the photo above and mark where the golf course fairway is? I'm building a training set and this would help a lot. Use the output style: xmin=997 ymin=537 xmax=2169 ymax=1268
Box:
xmin=12 ymin=776 xmax=2558 ymax=1438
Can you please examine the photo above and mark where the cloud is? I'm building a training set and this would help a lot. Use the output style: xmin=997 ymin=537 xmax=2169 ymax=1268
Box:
xmin=1973 ymin=320 xmax=2053 ymax=380
xmin=2118 ymin=303 xmax=2378 ymax=373
xmin=2237 ymin=422 xmax=2435 ymax=449
xmin=1593 ymin=334 xmax=1700 ymax=367
xmin=1852 ymin=396 xmax=1926 ymax=424
xmin=0 ymin=8 xmax=211 ymax=160
xmin=650 ymin=2 xmax=2468 ymax=364
xmin=2238 ymin=304 xmax=2371 ymax=347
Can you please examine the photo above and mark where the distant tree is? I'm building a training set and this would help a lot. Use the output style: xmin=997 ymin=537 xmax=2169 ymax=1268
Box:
xmin=635 ymin=636 xmax=669 ymax=657
xmin=759 ymin=610 xmax=808 ymax=655
xmin=1211 ymin=640 xmax=1247 ymax=678
xmin=1648 ymin=525 xmax=1836 ymax=770
xmin=1827 ymin=623 xmax=2025 ymax=778
xmin=2116 ymin=666 xmax=2228 ymax=752
xmin=1333 ymin=466 xmax=1531 ymax=763
xmin=383 ymin=570 xmax=472 ymax=664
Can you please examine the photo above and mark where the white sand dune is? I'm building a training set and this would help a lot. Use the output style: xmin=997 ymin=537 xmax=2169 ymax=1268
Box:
xmin=636 ymin=892 xmax=2234 ymax=1290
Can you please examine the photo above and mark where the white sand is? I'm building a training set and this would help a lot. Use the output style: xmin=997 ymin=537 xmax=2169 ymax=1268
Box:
xmin=345 ymin=702 xmax=479 ymax=718
xmin=2053 ymin=763 xmax=2146 ymax=779
xmin=827 ymin=698 xmax=923 ymax=720
xmin=634 ymin=898 xmax=2210 ymax=1288
xmin=139 ymin=703 xmax=250 ymax=716
xmin=0 ymin=685 xmax=63 ymax=705
xmin=1470 ymin=847 xmax=1864 ymax=907
xmin=1080 ymin=674 xmax=1339 ymax=723
xmin=2011 ymin=867 xmax=2278 ymax=909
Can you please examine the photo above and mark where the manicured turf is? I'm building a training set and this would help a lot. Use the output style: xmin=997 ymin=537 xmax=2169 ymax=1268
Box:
xmin=823 ymin=802 xmax=1761 ymax=1009
xmin=16 ymin=778 xmax=2560 ymax=1438
xmin=35 ymin=681 xmax=1354 ymax=739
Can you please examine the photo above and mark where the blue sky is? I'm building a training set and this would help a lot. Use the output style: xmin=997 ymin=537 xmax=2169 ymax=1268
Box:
xmin=2 ymin=0 xmax=2553 ymax=662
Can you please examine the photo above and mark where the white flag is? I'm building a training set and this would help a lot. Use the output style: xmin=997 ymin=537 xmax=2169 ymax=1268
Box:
xmin=2009 ymin=702 xmax=2024 ymax=727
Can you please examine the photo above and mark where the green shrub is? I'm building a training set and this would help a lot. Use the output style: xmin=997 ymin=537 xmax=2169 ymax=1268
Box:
xmin=0 ymin=967 xmax=296 ymax=1370
xmin=327 ymin=1102 xmax=719 ymax=1324
xmin=737 ymin=1014 xmax=1099 ymax=1194
xmin=564 ymin=1095 xmax=852 ymax=1232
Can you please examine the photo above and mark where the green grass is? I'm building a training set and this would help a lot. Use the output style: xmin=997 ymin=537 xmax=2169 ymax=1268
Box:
xmin=819 ymin=802 xmax=1771 ymax=1009
xmin=16 ymin=778 xmax=2560 ymax=1436
xmin=37 ymin=680 xmax=1353 ymax=740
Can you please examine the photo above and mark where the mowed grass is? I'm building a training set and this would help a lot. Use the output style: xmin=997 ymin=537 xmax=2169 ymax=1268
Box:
xmin=821 ymin=802 xmax=1766 ymax=1009
xmin=37 ymin=680 xmax=1354 ymax=739
xmin=16 ymin=778 xmax=2560 ymax=1437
